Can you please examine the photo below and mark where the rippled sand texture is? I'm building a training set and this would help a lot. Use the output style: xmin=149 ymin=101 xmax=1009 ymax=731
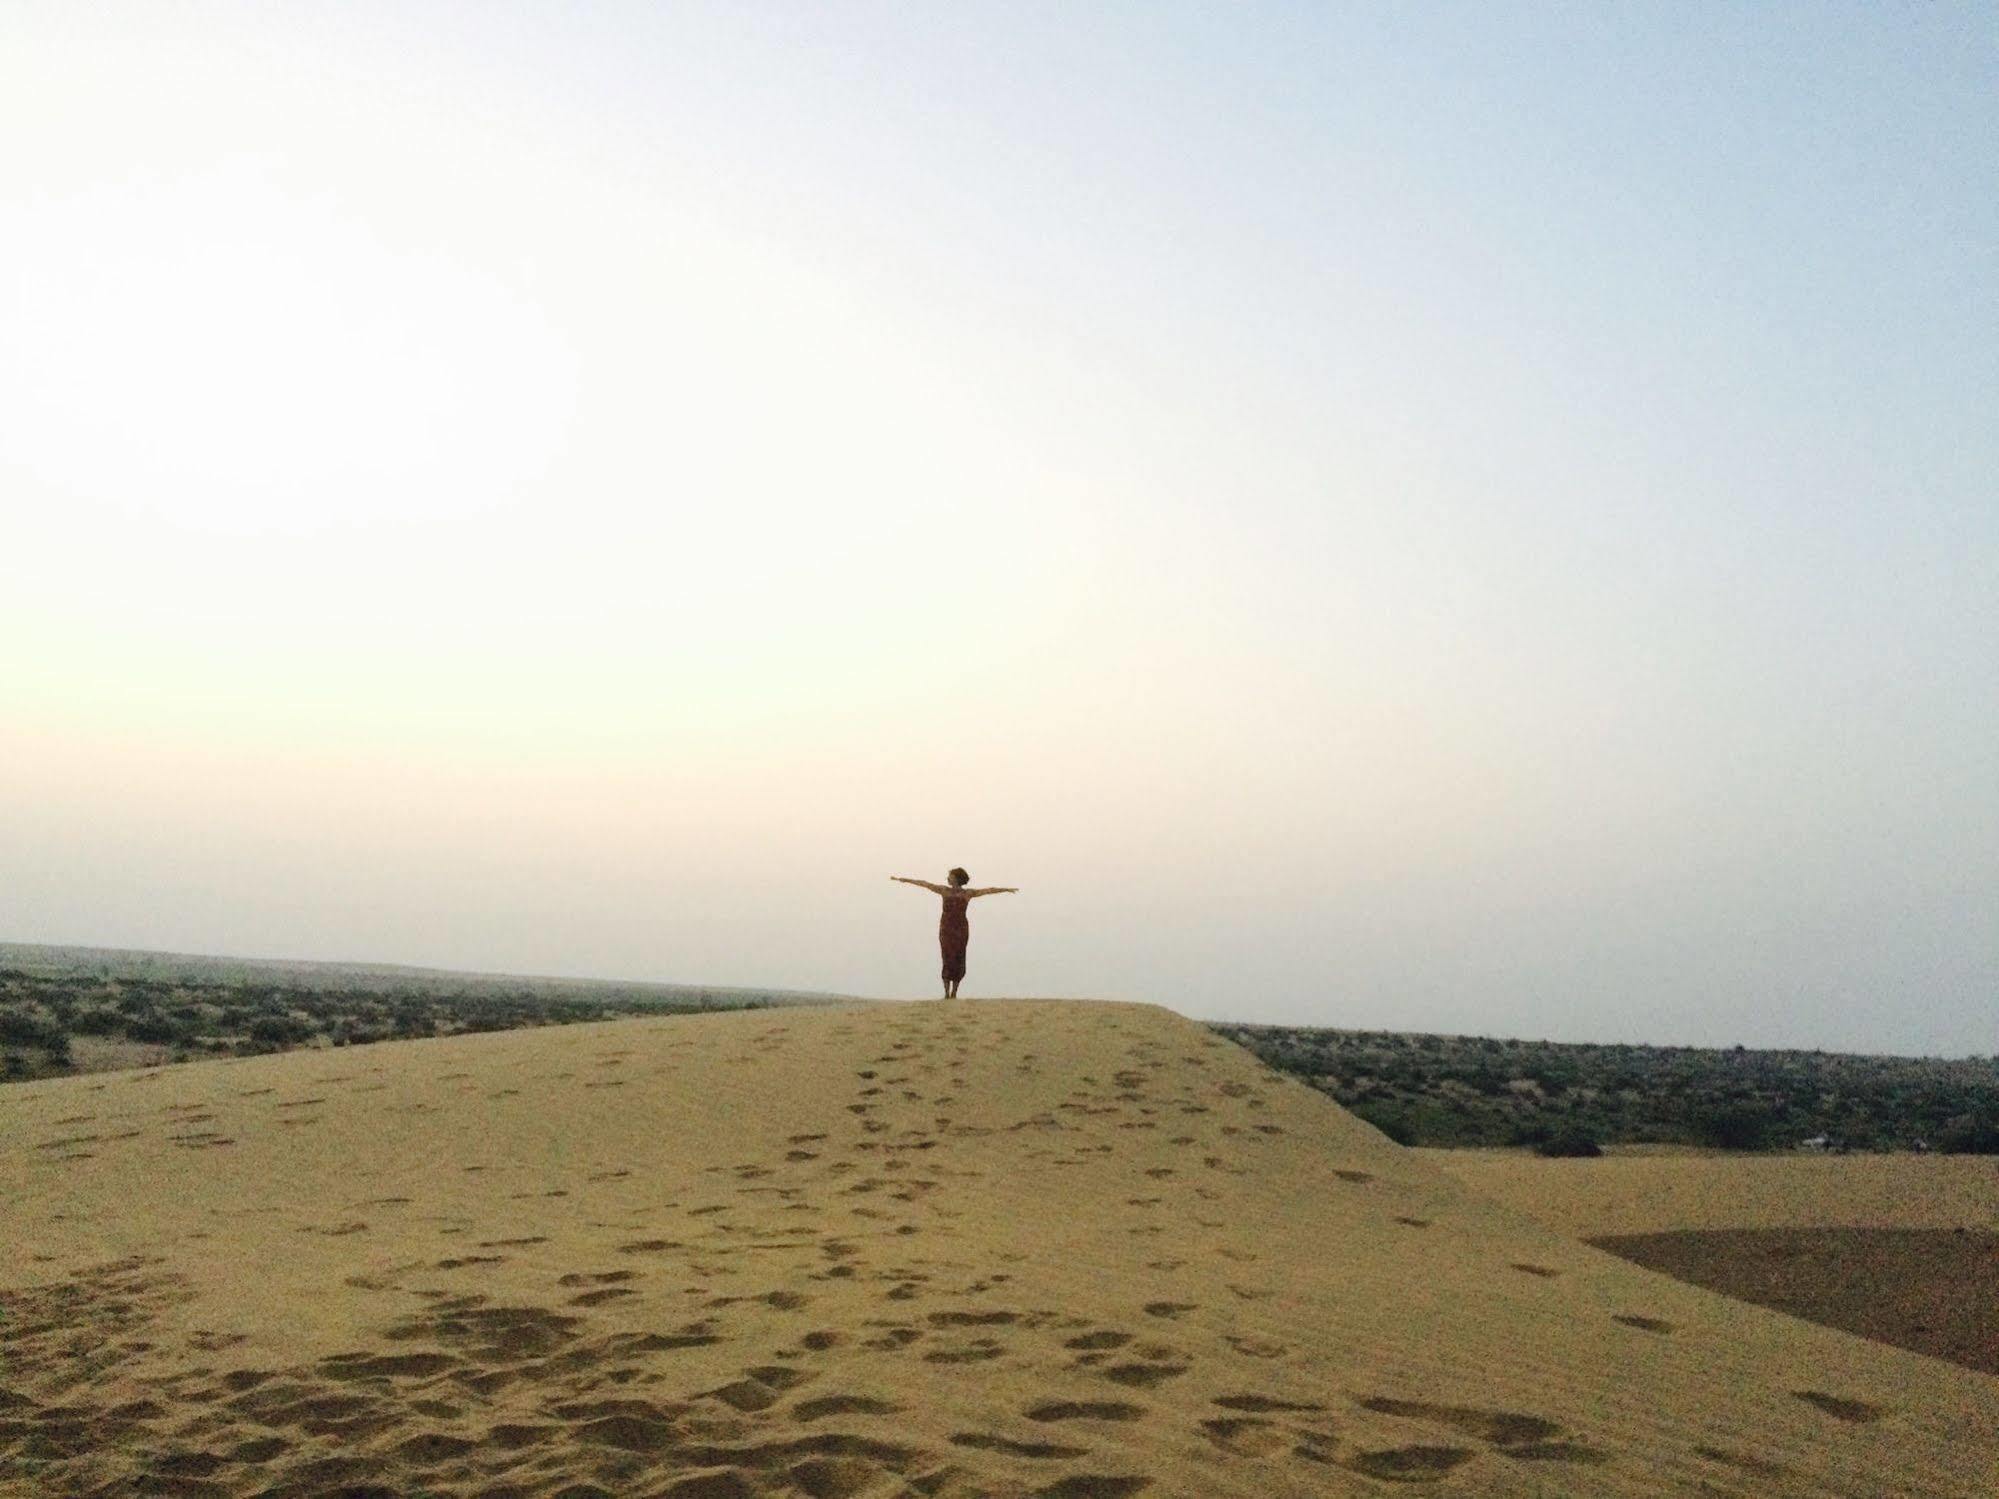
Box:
xmin=1425 ymin=1146 xmax=1999 ymax=1236
xmin=1429 ymin=1144 xmax=1999 ymax=1378
xmin=4 ymin=999 xmax=1994 ymax=1497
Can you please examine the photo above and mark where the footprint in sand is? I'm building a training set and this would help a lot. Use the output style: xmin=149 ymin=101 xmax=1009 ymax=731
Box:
xmin=925 ymin=1339 xmax=1007 ymax=1364
xmin=320 ymin=1350 xmax=458 ymax=1381
xmin=1201 ymin=1417 xmax=1289 ymax=1457
xmin=1792 ymin=1390 xmax=1884 ymax=1423
xmin=1355 ymin=1394 xmax=1608 ymax=1465
xmin=1063 ymin=1330 xmax=1132 ymax=1351
xmin=793 ymin=1393 xmax=901 ymax=1420
xmin=1347 ymin=1446 xmax=1476 ymax=1481
xmin=1026 ymin=1400 xmax=1146 ymax=1423
xmin=952 ymin=1432 xmax=1088 ymax=1459
xmin=705 ymin=1363 xmax=813 ymax=1413
xmin=1214 ymin=1394 xmax=1323 ymax=1413
xmin=1225 ymin=1334 xmax=1288 ymax=1359
xmin=1612 ymin=1314 xmax=1675 ymax=1334
xmin=37 ymin=1134 xmax=102 ymax=1152
xmin=1696 ymin=1443 xmax=1792 ymax=1477
xmin=1035 ymin=1478 xmax=1152 ymax=1498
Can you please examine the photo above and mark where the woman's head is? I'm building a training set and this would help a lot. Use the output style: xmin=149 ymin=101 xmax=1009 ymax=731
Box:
xmin=947 ymin=868 xmax=969 ymax=887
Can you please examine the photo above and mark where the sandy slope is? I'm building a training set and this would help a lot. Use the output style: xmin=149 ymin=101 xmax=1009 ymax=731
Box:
xmin=3 ymin=1000 xmax=1994 ymax=1498
xmin=1424 ymin=1148 xmax=1999 ymax=1237
xmin=1425 ymin=1146 xmax=1999 ymax=1379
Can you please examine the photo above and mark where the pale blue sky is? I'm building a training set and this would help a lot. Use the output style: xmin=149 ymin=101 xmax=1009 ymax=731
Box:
xmin=3 ymin=4 xmax=1993 ymax=1053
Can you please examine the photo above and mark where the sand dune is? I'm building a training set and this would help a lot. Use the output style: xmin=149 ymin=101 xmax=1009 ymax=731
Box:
xmin=4 ymin=999 xmax=1994 ymax=1497
xmin=1428 ymin=1145 xmax=1999 ymax=1379
xmin=1426 ymin=1147 xmax=1999 ymax=1237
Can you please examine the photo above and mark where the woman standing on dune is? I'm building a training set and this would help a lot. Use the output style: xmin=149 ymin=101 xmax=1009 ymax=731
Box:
xmin=891 ymin=868 xmax=1018 ymax=999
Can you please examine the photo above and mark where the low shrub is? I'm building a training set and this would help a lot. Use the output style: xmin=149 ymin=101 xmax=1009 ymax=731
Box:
xmin=1534 ymin=1128 xmax=1603 ymax=1158
xmin=1937 ymin=1113 xmax=1999 ymax=1155
xmin=1688 ymin=1102 xmax=1773 ymax=1151
xmin=246 ymin=1015 xmax=311 ymax=1050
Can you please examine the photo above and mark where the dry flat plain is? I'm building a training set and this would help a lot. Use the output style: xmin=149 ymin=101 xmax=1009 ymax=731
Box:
xmin=4 ymin=1000 xmax=1995 ymax=1498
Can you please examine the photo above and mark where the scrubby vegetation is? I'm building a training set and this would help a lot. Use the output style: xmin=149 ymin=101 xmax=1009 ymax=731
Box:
xmin=0 ymin=944 xmax=851 ymax=1082
xmin=1534 ymin=1127 xmax=1604 ymax=1159
xmin=1212 ymin=1023 xmax=1999 ymax=1153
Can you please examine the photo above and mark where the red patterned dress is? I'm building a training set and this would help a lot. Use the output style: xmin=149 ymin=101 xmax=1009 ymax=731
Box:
xmin=938 ymin=892 xmax=972 ymax=984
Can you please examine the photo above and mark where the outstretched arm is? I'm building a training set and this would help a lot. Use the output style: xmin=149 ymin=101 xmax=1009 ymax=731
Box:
xmin=890 ymin=876 xmax=950 ymax=895
xmin=967 ymin=886 xmax=1019 ymax=897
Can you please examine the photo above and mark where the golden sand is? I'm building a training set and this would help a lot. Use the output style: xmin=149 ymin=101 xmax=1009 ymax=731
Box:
xmin=4 ymin=1000 xmax=1994 ymax=1497
xmin=1425 ymin=1147 xmax=1999 ymax=1237
xmin=1427 ymin=1145 xmax=1999 ymax=1381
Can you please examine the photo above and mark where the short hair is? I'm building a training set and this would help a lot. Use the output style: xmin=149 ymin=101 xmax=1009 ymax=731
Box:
xmin=947 ymin=867 xmax=970 ymax=887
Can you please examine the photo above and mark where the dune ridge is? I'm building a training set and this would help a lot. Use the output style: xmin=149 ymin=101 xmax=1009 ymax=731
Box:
xmin=4 ymin=999 xmax=1994 ymax=1497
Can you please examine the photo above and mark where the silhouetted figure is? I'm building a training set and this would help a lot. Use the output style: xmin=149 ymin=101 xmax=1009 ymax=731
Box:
xmin=890 ymin=868 xmax=1017 ymax=998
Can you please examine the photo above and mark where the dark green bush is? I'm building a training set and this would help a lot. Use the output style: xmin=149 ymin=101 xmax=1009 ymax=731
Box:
xmin=1937 ymin=1113 xmax=1999 ymax=1155
xmin=0 ymin=1009 xmax=59 ymax=1048
xmin=121 ymin=1013 xmax=184 ymax=1045
xmin=1688 ymin=1102 xmax=1773 ymax=1150
xmin=246 ymin=1015 xmax=311 ymax=1049
xmin=1535 ymin=1128 xmax=1602 ymax=1158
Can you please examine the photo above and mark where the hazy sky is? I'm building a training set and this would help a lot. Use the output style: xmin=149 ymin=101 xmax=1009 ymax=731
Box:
xmin=4 ymin=4 xmax=1993 ymax=1055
